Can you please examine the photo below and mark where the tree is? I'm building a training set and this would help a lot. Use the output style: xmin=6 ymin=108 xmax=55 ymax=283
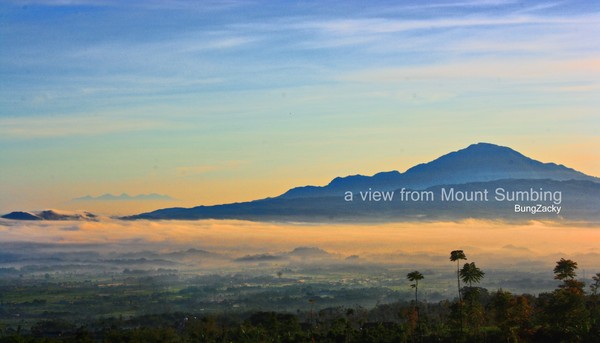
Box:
xmin=407 ymin=270 xmax=424 ymax=341
xmin=589 ymin=273 xmax=600 ymax=336
xmin=459 ymin=262 xmax=485 ymax=337
xmin=459 ymin=262 xmax=485 ymax=288
xmin=450 ymin=250 xmax=467 ymax=337
xmin=407 ymin=271 xmax=424 ymax=305
xmin=449 ymin=250 xmax=467 ymax=301
xmin=590 ymin=272 xmax=600 ymax=296
xmin=540 ymin=258 xmax=589 ymax=341
xmin=553 ymin=258 xmax=578 ymax=281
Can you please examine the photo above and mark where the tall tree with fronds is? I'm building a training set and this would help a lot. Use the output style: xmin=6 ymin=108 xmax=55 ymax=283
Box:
xmin=460 ymin=262 xmax=485 ymax=337
xmin=450 ymin=250 xmax=467 ymax=301
xmin=460 ymin=262 xmax=485 ymax=288
xmin=450 ymin=250 xmax=467 ymax=337
xmin=407 ymin=270 xmax=424 ymax=342
xmin=407 ymin=271 xmax=424 ymax=305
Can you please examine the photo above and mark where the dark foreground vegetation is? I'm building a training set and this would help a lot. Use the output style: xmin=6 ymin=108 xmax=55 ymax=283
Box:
xmin=1 ymin=255 xmax=599 ymax=342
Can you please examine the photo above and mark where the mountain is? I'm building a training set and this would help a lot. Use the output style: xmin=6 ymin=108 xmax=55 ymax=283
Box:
xmin=1 ymin=210 xmax=98 ymax=221
xmin=124 ymin=179 xmax=600 ymax=222
xmin=234 ymin=247 xmax=333 ymax=263
xmin=125 ymin=143 xmax=600 ymax=223
xmin=73 ymin=193 xmax=173 ymax=201
xmin=1 ymin=211 xmax=42 ymax=220
xmin=288 ymin=247 xmax=332 ymax=258
xmin=280 ymin=143 xmax=599 ymax=198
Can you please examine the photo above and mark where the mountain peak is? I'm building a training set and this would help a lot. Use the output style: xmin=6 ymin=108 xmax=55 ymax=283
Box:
xmin=279 ymin=142 xmax=598 ymax=199
xmin=466 ymin=142 xmax=509 ymax=149
xmin=453 ymin=142 xmax=523 ymax=156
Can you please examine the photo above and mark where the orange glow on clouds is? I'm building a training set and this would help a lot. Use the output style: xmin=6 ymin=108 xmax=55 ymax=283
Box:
xmin=1 ymin=219 xmax=598 ymax=270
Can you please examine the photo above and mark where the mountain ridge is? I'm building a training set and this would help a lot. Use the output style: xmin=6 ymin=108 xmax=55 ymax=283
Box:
xmin=123 ymin=143 xmax=600 ymax=222
xmin=1 ymin=210 xmax=98 ymax=221
xmin=124 ymin=179 xmax=600 ymax=222
xmin=279 ymin=142 xmax=597 ymax=198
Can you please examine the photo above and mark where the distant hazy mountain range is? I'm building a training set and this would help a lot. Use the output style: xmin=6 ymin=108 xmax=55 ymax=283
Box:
xmin=124 ymin=143 xmax=600 ymax=223
xmin=73 ymin=193 xmax=173 ymax=201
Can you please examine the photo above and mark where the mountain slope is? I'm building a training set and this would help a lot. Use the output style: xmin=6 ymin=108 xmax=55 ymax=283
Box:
xmin=124 ymin=143 xmax=600 ymax=223
xmin=280 ymin=143 xmax=598 ymax=198
xmin=125 ymin=179 xmax=600 ymax=222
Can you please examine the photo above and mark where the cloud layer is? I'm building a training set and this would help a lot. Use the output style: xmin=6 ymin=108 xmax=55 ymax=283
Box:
xmin=1 ymin=218 xmax=598 ymax=269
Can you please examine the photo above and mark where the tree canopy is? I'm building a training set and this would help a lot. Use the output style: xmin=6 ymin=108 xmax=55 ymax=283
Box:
xmin=553 ymin=258 xmax=578 ymax=281
xmin=450 ymin=250 xmax=466 ymax=262
xmin=460 ymin=262 xmax=485 ymax=287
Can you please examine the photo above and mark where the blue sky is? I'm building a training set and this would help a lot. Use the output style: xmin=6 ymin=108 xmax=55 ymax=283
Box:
xmin=1 ymin=0 xmax=599 ymax=214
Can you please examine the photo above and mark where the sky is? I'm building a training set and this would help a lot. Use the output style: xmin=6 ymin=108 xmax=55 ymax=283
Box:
xmin=1 ymin=0 xmax=600 ymax=215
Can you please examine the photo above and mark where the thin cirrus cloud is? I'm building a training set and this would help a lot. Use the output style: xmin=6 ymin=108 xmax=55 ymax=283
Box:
xmin=293 ymin=14 xmax=582 ymax=36
xmin=395 ymin=0 xmax=520 ymax=10
xmin=72 ymin=193 xmax=174 ymax=202
xmin=10 ymin=0 xmax=249 ymax=11
xmin=252 ymin=10 xmax=600 ymax=63
xmin=2 ymin=33 xmax=257 ymax=102
xmin=341 ymin=58 xmax=600 ymax=83
xmin=12 ymin=0 xmax=109 ymax=6
xmin=0 ymin=113 xmax=167 ymax=139
xmin=176 ymin=161 xmax=246 ymax=178
xmin=69 ymin=34 xmax=258 ymax=62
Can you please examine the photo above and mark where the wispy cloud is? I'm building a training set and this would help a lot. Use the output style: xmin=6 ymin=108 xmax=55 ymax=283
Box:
xmin=10 ymin=0 xmax=249 ymax=11
xmin=266 ymin=10 xmax=600 ymax=62
xmin=342 ymin=58 xmax=600 ymax=83
xmin=176 ymin=161 xmax=246 ymax=177
xmin=512 ymin=1 xmax=565 ymax=14
xmin=0 ymin=112 xmax=166 ymax=139
xmin=430 ymin=0 xmax=517 ymax=7
xmin=69 ymin=34 xmax=258 ymax=61
xmin=0 ymin=31 xmax=257 ymax=111
xmin=73 ymin=193 xmax=174 ymax=202
xmin=398 ymin=0 xmax=519 ymax=10
xmin=295 ymin=15 xmax=578 ymax=36
xmin=12 ymin=0 xmax=110 ymax=6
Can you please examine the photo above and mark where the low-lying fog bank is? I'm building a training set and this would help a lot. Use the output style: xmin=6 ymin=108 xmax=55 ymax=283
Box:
xmin=1 ymin=218 xmax=598 ymax=297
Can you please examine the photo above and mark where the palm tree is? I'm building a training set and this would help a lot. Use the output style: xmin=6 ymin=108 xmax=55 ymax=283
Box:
xmin=459 ymin=262 xmax=485 ymax=335
xmin=450 ymin=250 xmax=467 ymax=336
xmin=407 ymin=270 xmax=424 ymax=341
xmin=460 ymin=262 xmax=485 ymax=288
xmin=450 ymin=250 xmax=467 ymax=301
xmin=407 ymin=270 xmax=424 ymax=305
